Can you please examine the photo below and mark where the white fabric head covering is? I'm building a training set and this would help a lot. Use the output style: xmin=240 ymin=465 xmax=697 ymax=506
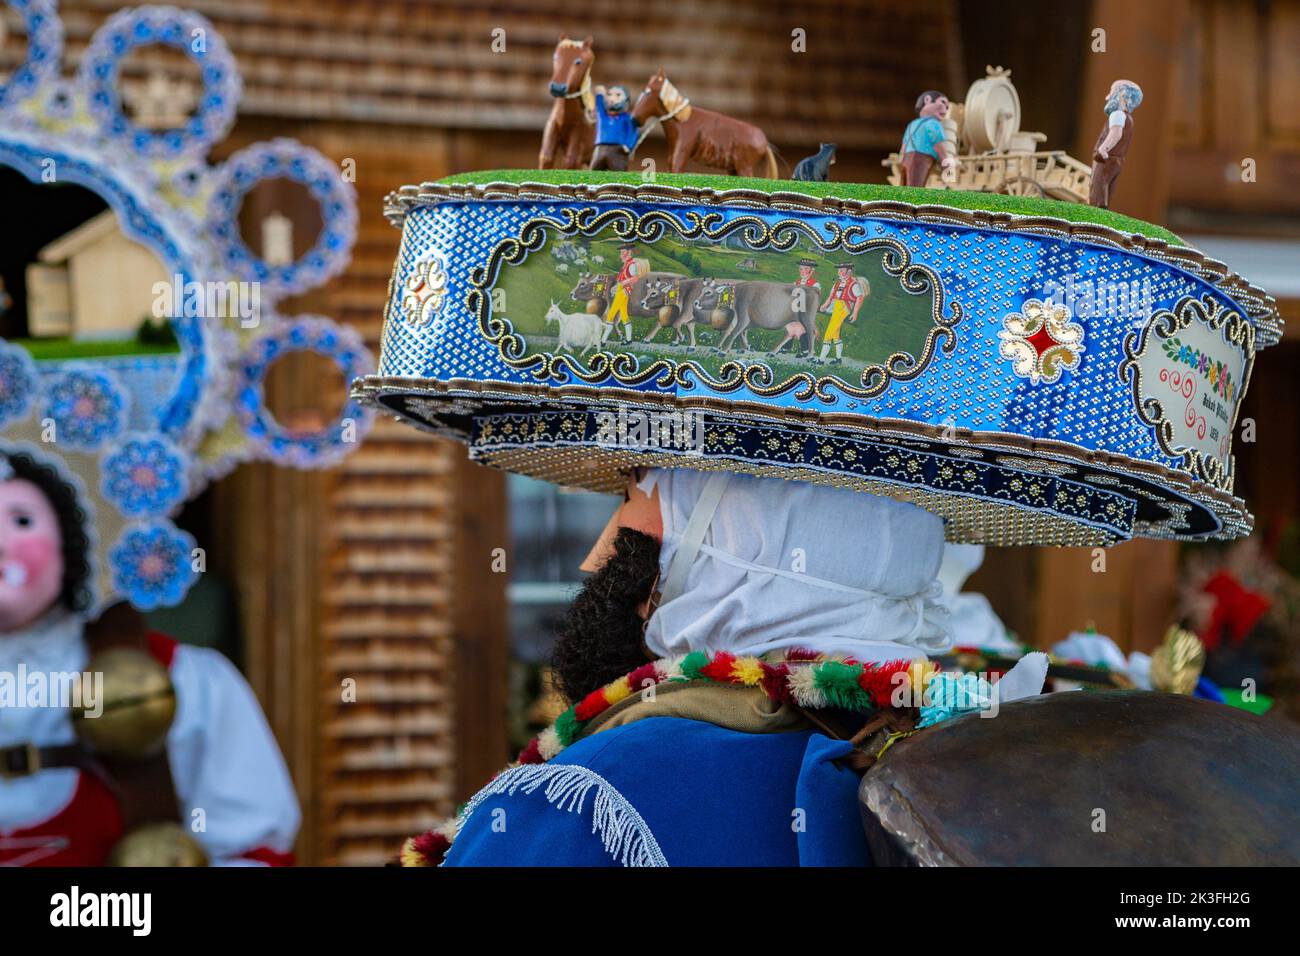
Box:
xmin=938 ymin=543 xmax=985 ymax=596
xmin=936 ymin=543 xmax=1020 ymax=652
xmin=639 ymin=469 xmax=952 ymax=662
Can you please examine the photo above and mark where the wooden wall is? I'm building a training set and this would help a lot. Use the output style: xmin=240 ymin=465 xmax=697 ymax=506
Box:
xmin=1169 ymin=0 xmax=1300 ymax=218
xmin=974 ymin=0 xmax=1300 ymax=656
xmin=1164 ymin=0 xmax=1300 ymax=549
xmin=207 ymin=121 xmax=505 ymax=866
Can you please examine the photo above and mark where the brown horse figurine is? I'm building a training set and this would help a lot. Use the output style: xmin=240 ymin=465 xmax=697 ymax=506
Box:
xmin=540 ymin=36 xmax=596 ymax=170
xmin=631 ymin=69 xmax=777 ymax=178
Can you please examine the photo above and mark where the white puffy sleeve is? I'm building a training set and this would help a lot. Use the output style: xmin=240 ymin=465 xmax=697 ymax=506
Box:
xmin=165 ymin=644 xmax=301 ymax=866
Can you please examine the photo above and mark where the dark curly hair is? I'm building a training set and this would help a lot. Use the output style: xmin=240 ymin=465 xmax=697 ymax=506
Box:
xmin=2 ymin=449 xmax=94 ymax=613
xmin=551 ymin=526 xmax=661 ymax=702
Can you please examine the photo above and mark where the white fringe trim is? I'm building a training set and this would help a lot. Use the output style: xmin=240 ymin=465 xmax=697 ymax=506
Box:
xmin=458 ymin=763 xmax=669 ymax=867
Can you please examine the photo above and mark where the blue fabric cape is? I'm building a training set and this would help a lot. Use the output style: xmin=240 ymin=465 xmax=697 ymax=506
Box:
xmin=443 ymin=716 xmax=872 ymax=867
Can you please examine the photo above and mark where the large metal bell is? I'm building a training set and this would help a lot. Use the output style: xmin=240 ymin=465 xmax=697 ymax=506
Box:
xmin=72 ymin=648 xmax=176 ymax=761
xmin=859 ymin=691 xmax=1300 ymax=866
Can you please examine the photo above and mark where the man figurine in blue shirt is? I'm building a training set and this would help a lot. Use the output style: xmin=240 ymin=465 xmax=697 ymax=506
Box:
xmin=590 ymin=84 xmax=640 ymax=171
xmin=899 ymin=90 xmax=958 ymax=187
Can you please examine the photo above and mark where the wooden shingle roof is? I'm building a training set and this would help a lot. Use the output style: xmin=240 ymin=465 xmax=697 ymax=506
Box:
xmin=34 ymin=0 xmax=960 ymax=150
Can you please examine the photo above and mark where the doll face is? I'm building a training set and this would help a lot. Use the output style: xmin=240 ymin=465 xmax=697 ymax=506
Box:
xmin=605 ymin=87 xmax=627 ymax=111
xmin=0 ymin=479 xmax=65 ymax=633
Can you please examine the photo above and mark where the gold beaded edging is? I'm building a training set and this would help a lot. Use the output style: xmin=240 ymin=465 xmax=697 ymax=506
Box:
xmin=480 ymin=443 xmax=1118 ymax=548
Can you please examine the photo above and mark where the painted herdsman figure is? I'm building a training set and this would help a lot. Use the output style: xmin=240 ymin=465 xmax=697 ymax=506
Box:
xmin=602 ymin=242 xmax=641 ymax=344
xmin=772 ymin=258 xmax=821 ymax=356
xmin=816 ymin=263 xmax=868 ymax=365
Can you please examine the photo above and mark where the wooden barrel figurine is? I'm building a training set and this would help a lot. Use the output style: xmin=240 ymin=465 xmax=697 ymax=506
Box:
xmin=941 ymin=109 xmax=961 ymax=159
xmin=963 ymin=66 xmax=1021 ymax=153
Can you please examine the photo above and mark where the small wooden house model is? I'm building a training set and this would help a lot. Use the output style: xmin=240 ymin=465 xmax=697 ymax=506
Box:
xmin=27 ymin=210 xmax=168 ymax=339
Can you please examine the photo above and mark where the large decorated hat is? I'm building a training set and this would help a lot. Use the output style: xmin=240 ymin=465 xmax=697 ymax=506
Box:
xmin=353 ymin=169 xmax=1281 ymax=547
xmin=0 ymin=2 xmax=373 ymax=614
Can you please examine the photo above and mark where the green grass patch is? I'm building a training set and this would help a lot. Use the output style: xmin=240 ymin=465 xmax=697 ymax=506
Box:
xmin=17 ymin=338 xmax=182 ymax=360
xmin=439 ymin=169 xmax=1183 ymax=245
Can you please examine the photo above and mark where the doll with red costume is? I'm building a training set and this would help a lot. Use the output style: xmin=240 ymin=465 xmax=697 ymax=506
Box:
xmin=0 ymin=447 xmax=299 ymax=866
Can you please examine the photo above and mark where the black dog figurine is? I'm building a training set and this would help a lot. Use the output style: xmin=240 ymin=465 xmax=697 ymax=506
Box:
xmin=792 ymin=143 xmax=837 ymax=182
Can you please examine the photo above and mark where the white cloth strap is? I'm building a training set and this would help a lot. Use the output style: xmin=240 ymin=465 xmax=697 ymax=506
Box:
xmin=641 ymin=469 xmax=954 ymax=662
xmin=658 ymin=471 xmax=730 ymax=605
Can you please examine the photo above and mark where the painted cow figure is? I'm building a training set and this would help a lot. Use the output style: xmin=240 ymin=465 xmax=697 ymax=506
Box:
xmin=639 ymin=276 xmax=711 ymax=348
xmin=569 ymin=270 xmax=684 ymax=322
xmin=692 ymin=278 xmax=819 ymax=353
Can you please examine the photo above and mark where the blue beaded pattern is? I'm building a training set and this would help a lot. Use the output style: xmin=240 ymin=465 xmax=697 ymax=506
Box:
xmin=78 ymin=6 xmax=241 ymax=159
xmin=377 ymin=199 xmax=1254 ymax=469
xmin=0 ymin=4 xmax=369 ymax=614
xmin=0 ymin=1 xmax=63 ymax=111
xmin=361 ymin=194 xmax=1269 ymax=543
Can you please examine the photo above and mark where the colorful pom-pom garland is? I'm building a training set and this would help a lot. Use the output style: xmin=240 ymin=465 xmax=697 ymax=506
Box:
xmin=400 ymin=649 xmax=1000 ymax=866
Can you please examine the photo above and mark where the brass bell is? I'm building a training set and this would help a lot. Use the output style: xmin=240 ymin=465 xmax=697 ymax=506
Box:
xmin=71 ymin=648 xmax=177 ymax=760
xmin=1149 ymin=626 xmax=1206 ymax=695
xmin=109 ymin=822 xmax=208 ymax=867
xmin=657 ymin=305 xmax=678 ymax=327
xmin=710 ymin=307 xmax=732 ymax=330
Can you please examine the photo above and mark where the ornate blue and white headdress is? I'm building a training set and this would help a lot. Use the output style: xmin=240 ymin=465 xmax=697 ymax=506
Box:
xmin=355 ymin=170 xmax=1280 ymax=547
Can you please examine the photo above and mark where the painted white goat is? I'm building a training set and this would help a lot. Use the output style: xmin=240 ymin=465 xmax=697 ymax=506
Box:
xmin=544 ymin=300 xmax=605 ymax=355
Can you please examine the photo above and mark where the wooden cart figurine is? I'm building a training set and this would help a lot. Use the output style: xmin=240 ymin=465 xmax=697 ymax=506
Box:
xmin=884 ymin=66 xmax=1094 ymax=202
